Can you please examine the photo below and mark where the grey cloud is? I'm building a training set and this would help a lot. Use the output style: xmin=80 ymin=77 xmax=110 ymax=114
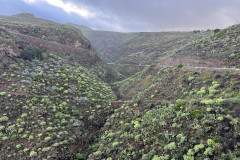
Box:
xmin=67 ymin=0 xmax=240 ymax=32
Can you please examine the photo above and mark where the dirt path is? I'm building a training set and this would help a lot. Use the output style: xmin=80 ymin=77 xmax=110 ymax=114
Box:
xmin=107 ymin=63 xmax=240 ymax=72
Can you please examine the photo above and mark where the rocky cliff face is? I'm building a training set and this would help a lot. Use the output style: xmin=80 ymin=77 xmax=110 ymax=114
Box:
xmin=0 ymin=13 xmax=100 ymax=67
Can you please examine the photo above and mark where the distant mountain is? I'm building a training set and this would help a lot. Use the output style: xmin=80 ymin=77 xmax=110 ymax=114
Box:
xmin=67 ymin=23 xmax=93 ymax=31
xmin=68 ymin=23 xmax=212 ymax=65
xmin=67 ymin=23 xmax=138 ymax=62
xmin=71 ymin=22 xmax=240 ymax=68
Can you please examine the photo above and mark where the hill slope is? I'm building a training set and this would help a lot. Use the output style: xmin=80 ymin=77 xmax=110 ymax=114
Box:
xmin=67 ymin=23 xmax=137 ymax=62
xmin=0 ymin=52 xmax=117 ymax=159
xmin=91 ymin=66 xmax=240 ymax=159
xmin=0 ymin=14 xmax=239 ymax=160
xmin=0 ymin=13 xmax=100 ymax=67
xmin=0 ymin=13 xmax=121 ymax=82
xmin=171 ymin=25 xmax=240 ymax=67
xmin=68 ymin=24 xmax=211 ymax=65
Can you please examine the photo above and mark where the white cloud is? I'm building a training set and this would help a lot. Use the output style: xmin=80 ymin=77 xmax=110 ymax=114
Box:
xmin=22 ymin=0 xmax=37 ymax=4
xmin=22 ymin=0 xmax=96 ymax=19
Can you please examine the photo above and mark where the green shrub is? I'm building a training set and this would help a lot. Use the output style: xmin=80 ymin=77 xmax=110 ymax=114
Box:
xmin=201 ymin=99 xmax=215 ymax=105
xmin=20 ymin=48 xmax=43 ymax=61
xmin=188 ymin=76 xmax=195 ymax=81
xmin=174 ymin=104 xmax=185 ymax=111
xmin=88 ymin=115 xmax=94 ymax=121
xmin=197 ymin=87 xmax=206 ymax=95
xmin=194 ymin=143 xmax=205 ymax=152
xmin=123 ymin=123 xmax=131 ymax=132
xmin=135 ymin=135 xmax=141 ymax=142
xmin=76 ymin=153 xmax=86 ymax=159
xmin=213 ymin=136 xmax=221 ymax=143
xmin=0 ymin=92 xmax=7 ymax=96
xmin=93 ymin=151 xmax=101 ymax=156
xmin=0 ymin=116 xmax=9 ymax=122
xmin=30 ymin=151 xmax=37 ymax=157
xmin=142 ymin=154 xmax=150 ymax=160
xmin=214 ymin=29 xmax=221 ymax=34
xmin=0 ymin=126 xmax=5 ymax=131
xmin=164 ymin=142 xmax=176 ymax=150
xmin=44 ymin=136 xmax=51 ymax=142
xmin=16 ymin=144 xmax=22 ymax=149
xmin=207 ymin=139 xmax=215 ymax=147
xmin=136 ymin=99 xmax=142 ymax=105
xmin=204 ymin=147 xmax=213 ymax=156
xmin=112 ymin=142 xmax=119 ymax=147
xmin=176 ymin=99 xmax=187 ymax=105
xmin=190 ymin=109 xmax=203 ymax=118
xmin=42 ymin=147 xmax=51 ymax=152
xmin=216 ymin=98 xmax=225 ymax=105
xmin=10 ymin=134 xmax=18 ymax=141
xmin=177 ymin=64 xmax=183 ymax=68
xmin=23 ymin=148 xmax=29 ymax=154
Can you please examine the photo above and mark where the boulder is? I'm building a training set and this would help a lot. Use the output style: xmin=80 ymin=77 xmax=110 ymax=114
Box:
xmin=0 ymin=47 xmax=20 ymax=66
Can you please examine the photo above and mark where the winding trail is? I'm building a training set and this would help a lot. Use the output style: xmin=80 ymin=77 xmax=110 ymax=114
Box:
xmin=107 ymin=63 xmax=240 ymax=72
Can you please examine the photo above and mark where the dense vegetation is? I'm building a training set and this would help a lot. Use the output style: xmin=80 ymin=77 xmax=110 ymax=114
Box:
xmin=102 ymin=67 xmax=240 ymax=159
xmin=176 ymin=25 xmax=240 ymax=67
xmin=20 ymin=48 xmax=44 ymax=61
xmin=0 ymin=14 xmax=239 ymax=159
xmin=0 ymin=53 xmax=117 ymax=159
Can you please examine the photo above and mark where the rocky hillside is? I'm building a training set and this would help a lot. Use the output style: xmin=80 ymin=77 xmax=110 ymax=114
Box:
xmin=0 ymin=13 xmax=100 ymax=67
xmin=0 ymin=13 xmax=122 ymax=82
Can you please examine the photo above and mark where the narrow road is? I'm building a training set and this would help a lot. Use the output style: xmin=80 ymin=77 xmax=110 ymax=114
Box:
xmin=107 ymin=63 xmax=240 ymax=72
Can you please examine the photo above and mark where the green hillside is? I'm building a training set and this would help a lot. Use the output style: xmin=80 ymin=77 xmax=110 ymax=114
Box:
xmin=0 ymin=14 xmax=239 ymax=160
xmin=92 ymin=67 xmax=240 ymax=159
xmin=0 ymin=52 xmax=117 ymax=159
xmin=0 ymin=13 xmax=120 ymax=82
xmin=69 ymin=24 xmax=211 ymax=65
xmin=175 ymin=25 xmax=240 ymax=67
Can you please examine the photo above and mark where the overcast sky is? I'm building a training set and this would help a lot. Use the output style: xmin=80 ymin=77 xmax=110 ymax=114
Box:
xmin=1 ymin=0 xmax=240 ymax=32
